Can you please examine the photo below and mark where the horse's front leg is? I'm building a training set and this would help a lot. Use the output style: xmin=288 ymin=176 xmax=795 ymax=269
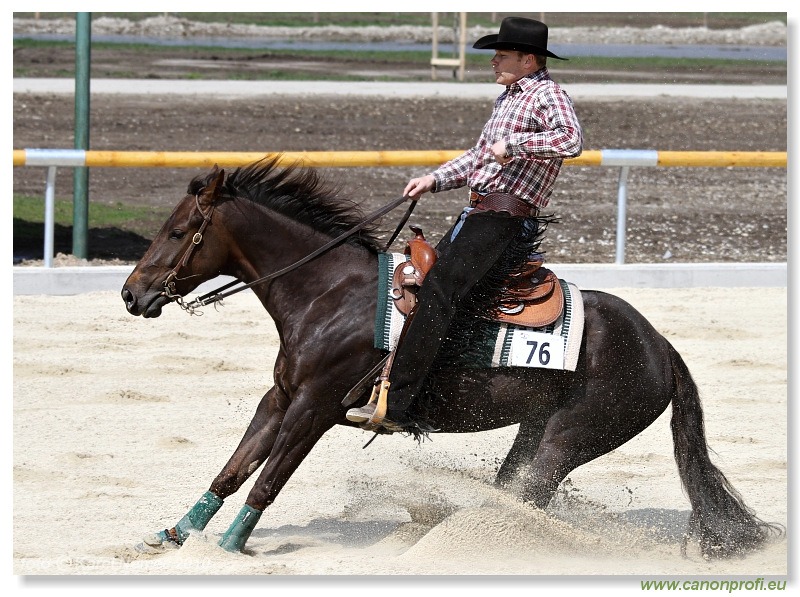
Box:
xmin=140 ymin=385 xmax=286 ymax=551
xmin=218 ymin=393 xmax=338 ymax=552
xmin=209 ymin=386 xmax=288 ymax=498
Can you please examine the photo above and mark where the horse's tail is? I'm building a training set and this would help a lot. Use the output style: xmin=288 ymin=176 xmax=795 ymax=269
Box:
xmin=667 ymin=342 xmax=783 ymax=558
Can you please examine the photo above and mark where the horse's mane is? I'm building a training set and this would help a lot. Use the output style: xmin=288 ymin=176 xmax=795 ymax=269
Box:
xmin=188 ymin=157 xmax=383 ymax=252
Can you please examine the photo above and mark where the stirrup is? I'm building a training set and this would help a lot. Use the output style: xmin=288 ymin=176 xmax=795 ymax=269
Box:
xmin=367 ymin=379 xmax=391 ymax=425
xmin=346 ymin=379 xmax=404 ymax=433
xmin=347 ymin=343 xmax=400 ymax=431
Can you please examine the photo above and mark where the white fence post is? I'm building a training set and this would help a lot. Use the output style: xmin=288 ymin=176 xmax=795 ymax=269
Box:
xmin=615 ymin=166 xmax=629 ymax=265
xmin=44 ymin=166 xmax=57 ymax=268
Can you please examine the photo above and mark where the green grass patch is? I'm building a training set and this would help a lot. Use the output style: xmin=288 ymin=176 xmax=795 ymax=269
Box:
xmin=13 ymin=194 xmax=173 ymax=261
xmin=14 ymin=194 xmax=170 ymax=235
xmin=14 ymin=194 xmax=74 ymax=224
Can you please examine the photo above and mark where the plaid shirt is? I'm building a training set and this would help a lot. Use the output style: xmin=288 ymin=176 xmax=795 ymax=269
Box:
xmin=431 ymin=67 xmax=583 ymax=208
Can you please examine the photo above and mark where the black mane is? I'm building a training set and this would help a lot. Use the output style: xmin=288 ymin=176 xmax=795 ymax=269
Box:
xmin=188 ymin=157 xmax=383 ymax=252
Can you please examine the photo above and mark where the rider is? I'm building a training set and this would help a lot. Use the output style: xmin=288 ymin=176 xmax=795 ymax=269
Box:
xmin=347 ymin=16 xmax=583 ymax=432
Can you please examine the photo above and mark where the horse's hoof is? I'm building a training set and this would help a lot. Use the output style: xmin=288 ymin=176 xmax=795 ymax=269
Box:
xmin=135 ymin=541 xmax=164 ymax=554
xmin=136 ymin=530 xmax=180 ymax=553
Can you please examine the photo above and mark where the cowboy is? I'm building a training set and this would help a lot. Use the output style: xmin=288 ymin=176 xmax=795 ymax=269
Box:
xmin=347 ymin=16 xmax=583 ymax=432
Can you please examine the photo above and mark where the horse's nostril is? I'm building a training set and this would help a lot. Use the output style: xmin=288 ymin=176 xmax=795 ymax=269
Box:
xmin=121 ymin=287 xmax=136 ymax=310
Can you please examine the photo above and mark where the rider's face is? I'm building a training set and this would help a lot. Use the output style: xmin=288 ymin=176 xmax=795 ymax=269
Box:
xmin=490 ymin=50 xmax=530 ymax=86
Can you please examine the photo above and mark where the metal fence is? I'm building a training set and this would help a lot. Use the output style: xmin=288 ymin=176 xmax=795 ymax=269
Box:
xmin=13 ymin=148 xmax=787 ymax=267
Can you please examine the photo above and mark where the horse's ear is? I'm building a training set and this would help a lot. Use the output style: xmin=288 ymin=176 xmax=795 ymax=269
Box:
xmin=200 ymin=166 xmax=226 ymax=205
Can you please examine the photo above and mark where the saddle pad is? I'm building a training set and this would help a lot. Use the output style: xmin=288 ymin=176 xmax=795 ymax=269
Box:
xmin=481 ymin=281 xmax=584 ymax=372
xmin=374 ymin=252 xmax=410 ymax=352
xmin=374 ymin=253 xmax=584 ymax=372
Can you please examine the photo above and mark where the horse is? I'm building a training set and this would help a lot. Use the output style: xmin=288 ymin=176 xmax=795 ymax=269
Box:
xmin=121 ymin=157 xmax=779 ymax=557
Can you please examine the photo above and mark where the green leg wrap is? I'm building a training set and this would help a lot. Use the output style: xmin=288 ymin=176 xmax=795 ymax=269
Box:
xmin=218 ymin=504 xmax=263 ymax=553
xmin=172 ymin=491 xmax=224 ymax=544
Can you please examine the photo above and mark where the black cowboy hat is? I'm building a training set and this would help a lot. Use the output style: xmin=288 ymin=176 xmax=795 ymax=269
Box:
xmin=473 ymin=16 xmax=567 ymax=60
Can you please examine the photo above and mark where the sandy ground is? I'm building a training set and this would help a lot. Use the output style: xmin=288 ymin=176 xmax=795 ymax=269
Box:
xmin=11 ymin=285 xmax=787 ymax=584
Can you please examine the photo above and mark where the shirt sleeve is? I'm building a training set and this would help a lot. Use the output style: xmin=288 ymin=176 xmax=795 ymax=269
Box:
xmin=431 ymin=146 xmax=478 ymax=192
xmin=507 ymin=84 xmax=583 ymax=160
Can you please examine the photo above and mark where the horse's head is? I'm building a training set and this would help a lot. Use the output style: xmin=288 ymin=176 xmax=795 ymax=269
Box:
xmin=122 ymin=166 xmax=232 ymax=317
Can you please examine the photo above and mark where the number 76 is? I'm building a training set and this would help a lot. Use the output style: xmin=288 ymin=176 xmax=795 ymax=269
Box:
xmin=526 ymin=340 xmax=551 ymax=366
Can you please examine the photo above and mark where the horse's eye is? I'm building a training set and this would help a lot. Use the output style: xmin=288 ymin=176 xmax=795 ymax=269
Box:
xmin=170 ymin=229 xmax=186 ymax=240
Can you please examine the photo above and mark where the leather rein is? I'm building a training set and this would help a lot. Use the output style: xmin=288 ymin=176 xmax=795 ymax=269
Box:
xmin=165 ymin=194 xmax=416 ymax=315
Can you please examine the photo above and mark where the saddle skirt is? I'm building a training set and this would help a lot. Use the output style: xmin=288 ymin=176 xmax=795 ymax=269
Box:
xmin=495 ymin=262 xmax=563 ymax=328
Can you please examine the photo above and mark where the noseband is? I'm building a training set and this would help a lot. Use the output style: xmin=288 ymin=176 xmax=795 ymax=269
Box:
xmin=162 ymin=194 xmax=215 ymax=314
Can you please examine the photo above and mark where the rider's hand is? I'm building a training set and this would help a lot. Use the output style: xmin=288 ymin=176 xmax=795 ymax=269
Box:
xmin=491 ymin=140 xmax=513 ymax=165
xmin=403 ymin=174 xmax=435 ymax=199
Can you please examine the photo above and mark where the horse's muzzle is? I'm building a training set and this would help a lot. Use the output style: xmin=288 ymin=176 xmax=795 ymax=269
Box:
xmin=121 ymin=286 xmax=171 ymax=318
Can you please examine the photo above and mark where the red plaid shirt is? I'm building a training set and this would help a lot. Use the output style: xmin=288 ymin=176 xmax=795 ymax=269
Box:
xmin=431 ymin=67 xmax=583 ymax=208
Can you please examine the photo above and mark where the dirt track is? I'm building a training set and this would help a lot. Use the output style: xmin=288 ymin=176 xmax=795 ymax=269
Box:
xmin=12 ymin=287 xmax=788 ymax=576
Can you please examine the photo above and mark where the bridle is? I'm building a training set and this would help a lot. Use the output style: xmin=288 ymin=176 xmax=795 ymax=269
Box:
xmin=162 ymin=194 xmax=216 ymax=315
xmin=162 ymin=193 xmax=416 ymax=316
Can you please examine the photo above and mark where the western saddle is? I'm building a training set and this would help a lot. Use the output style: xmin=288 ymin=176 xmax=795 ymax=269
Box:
xmin=391 ymin=226 xmax=563 ymax=328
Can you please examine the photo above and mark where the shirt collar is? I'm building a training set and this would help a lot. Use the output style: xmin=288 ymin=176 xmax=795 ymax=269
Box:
xmin=506 ymin=67 xmax=551 ymax=94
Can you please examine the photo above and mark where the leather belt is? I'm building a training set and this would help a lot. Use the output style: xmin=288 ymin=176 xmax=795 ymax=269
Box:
xmin=469 ymin=190 xmax=540 ymax=218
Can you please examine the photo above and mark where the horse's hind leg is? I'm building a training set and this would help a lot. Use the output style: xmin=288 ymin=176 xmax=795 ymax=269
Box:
xmin=505 ymin=390 xmax=670 ymax=510
xmin=495 ymin=419 xmax=571 ymax=509
xmin=496 ymin=420 xmax=586 ymax=509
xmin=140 ymin=387 xmax=284 ymax=551
xmin=495 ymin=421 xmax=548 ymax=501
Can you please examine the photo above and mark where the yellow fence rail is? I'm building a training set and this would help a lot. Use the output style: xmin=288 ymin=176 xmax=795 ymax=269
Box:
xmin=12 ymin=149 xmax=788 ymax=169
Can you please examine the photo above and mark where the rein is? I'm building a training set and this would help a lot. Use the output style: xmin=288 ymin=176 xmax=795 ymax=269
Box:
xmin=176 ymin=194 xmax=417 ymax=313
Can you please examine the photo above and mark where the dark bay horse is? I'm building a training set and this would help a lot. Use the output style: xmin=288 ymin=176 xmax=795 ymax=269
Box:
xmin=121 ymin=158 xmax=779 ymax=557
